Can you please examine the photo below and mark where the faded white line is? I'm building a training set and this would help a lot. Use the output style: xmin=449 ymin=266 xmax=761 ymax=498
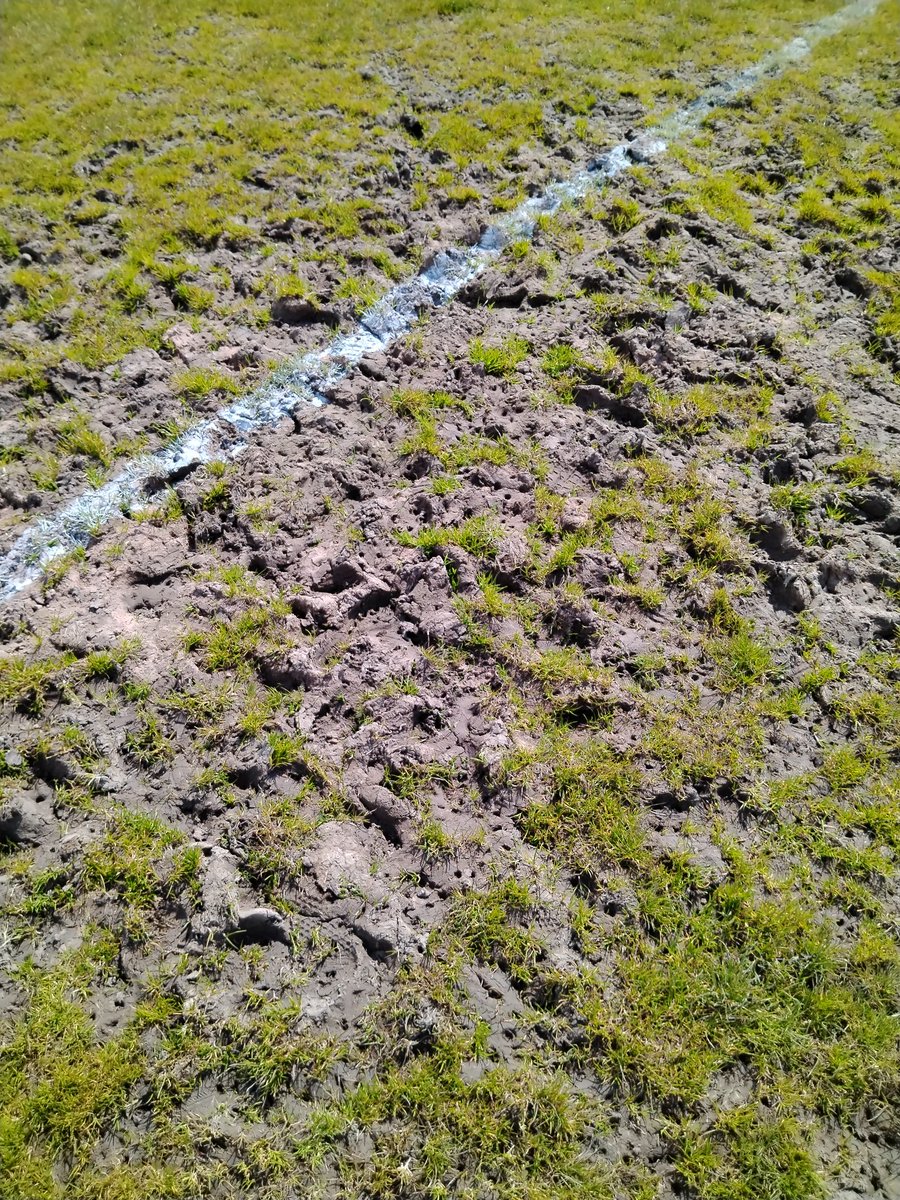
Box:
xmin=0 ymin=0 xmax=881 ymax=601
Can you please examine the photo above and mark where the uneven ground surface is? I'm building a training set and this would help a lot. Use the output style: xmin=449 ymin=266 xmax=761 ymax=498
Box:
xmin=1 ymin=2 xmax=900 ymax=1198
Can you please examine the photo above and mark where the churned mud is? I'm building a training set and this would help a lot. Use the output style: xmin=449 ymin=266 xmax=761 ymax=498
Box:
xmin=1 ymin=2 xmax=899 ymax=1198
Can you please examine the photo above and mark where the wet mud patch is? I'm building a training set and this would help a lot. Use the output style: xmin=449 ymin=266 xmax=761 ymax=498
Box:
xmin=2 ymin=2 xmax=900 ymax=1199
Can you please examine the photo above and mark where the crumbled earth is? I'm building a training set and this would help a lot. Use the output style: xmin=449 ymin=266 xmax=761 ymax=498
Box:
xmin=1 ymin=3 xmax=900 ymax=1200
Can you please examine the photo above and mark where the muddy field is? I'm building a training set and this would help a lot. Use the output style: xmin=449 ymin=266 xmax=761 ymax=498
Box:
xmin=1 ymin=2 xmax=899 ymax=1198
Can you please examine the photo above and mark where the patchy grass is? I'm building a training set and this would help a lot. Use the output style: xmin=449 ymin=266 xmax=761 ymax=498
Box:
xmin=441 ymin=876 xmax=545 ymax=984
xmin=469 ymin=334 xmax=531 ymax=377
xmin=0 ymin=934 xmax=145 ymax=1190
xmin=2 ymin=5 xmax=899 ymax=1200
xmin=396 ymin=514 xmax=503 ymax=559
xmin=83 ymin=808 xmax=188 ymax=937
